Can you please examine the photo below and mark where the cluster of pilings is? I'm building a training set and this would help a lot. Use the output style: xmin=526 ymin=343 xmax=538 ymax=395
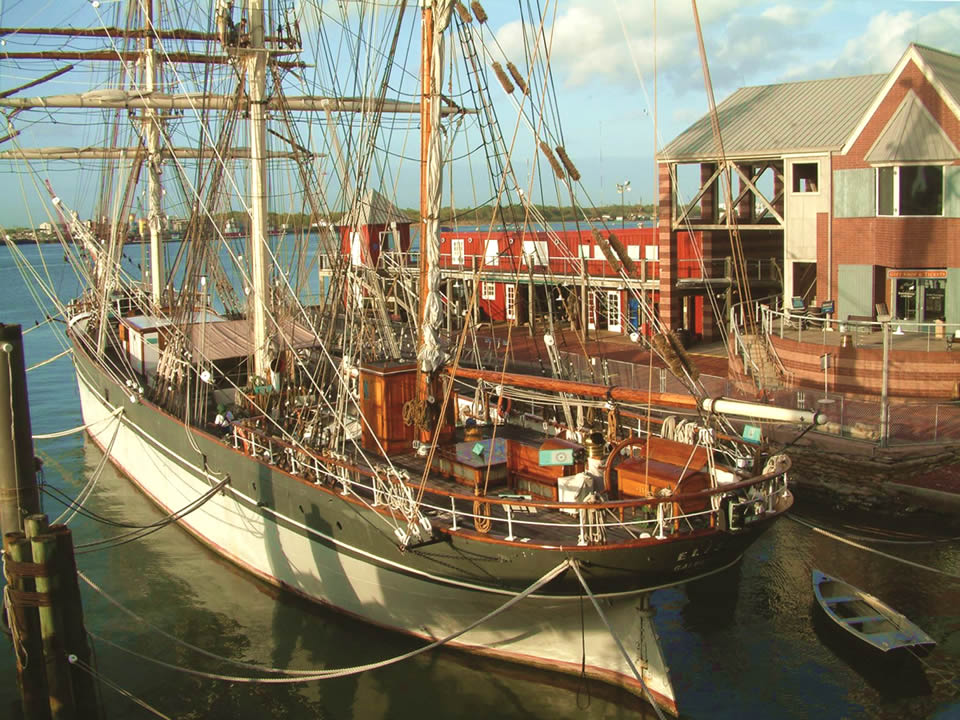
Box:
xmin=5 ymin=515 xmax=99 ymax=719
xmin=1 ymin=324 xmax=100 ymax=719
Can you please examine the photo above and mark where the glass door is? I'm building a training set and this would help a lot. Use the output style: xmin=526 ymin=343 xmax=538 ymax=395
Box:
xmin=921 ymin=279 xmax=945 ymax=322
xmin=894 ymin=278 xmax=917 ymax=322
xmin=505 ymin=283 xmax=517 ymax=322
xmin=606 ymin=290 xmax=622 ymax=332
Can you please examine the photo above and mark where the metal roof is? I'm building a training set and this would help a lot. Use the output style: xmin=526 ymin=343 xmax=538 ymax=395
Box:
xmin=181 ymin=318 xmax=320 ymax=361
xmin=658 ymin=74 xmax=887 ymax=162
xmin=865 ymin=90 xmax=960 ymax=164
xmin=914 ymin=44 xmax=960 ymax=111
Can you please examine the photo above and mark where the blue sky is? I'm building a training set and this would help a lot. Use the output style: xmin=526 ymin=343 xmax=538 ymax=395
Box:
xmin=491 ymin=0 xmax=960 ymax=207
xmin=0 ymin=1 xmax=959 ymax=226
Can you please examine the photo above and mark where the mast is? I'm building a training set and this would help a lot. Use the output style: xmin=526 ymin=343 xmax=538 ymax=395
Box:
xmin=247 ymin=0 xmax=271 ymax=380
xmin=144 ymin=0 xmax=165 ymax=305
xmin=417 ymin=5 xmax=452 ymax=367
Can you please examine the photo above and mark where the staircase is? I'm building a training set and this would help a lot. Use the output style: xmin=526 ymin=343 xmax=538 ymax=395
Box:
xmin=738 ymin=333 xmax=787 ymax=391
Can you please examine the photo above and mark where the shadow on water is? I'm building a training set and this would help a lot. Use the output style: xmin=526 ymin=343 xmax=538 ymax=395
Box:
xmin=681 ymin=563 xmax=742 ymax=634
xmin=810 ymin=601 xmax=932 ymax=702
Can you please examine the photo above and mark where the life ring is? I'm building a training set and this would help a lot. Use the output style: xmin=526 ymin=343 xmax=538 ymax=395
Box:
xmin=494 ymin=394 xmax=512 ymax=418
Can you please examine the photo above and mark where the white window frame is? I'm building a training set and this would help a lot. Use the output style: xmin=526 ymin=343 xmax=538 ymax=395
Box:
xmin=451 ymin=237 xmax=465 ymax=266
xmin=484 ymin=238 xmax=500 ymax=267
xmin=505 ymin=284 xmax=517 ymax=321
xmin=522 ymin=239 xmax=548 ymax=267
xmin=481 ymin=281 xmax=497 ymax=300
xmin=606 ymin=290 xmax=621 ymax=332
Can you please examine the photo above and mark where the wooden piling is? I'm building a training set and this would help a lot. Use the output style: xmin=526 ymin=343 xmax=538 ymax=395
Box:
xmin=24 ymin=513 xmax=49 ymax=540
xmin=48 ymin=524 xmax=99 ymax=718
xmin=3 ymin=531 xmax=51 ymax=720
xmin=0 ymin=324 xmax=42 ymax=536
xmin=30 ymin=533 xmax=76 ymax=720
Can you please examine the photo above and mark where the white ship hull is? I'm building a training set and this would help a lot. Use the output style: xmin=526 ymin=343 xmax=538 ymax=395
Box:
xmin=75 ymin=364 xmax=678 ymax=714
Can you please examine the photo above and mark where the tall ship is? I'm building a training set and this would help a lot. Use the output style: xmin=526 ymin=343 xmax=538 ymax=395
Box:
xmin=0 ymin=1 xmax=820 ymax=714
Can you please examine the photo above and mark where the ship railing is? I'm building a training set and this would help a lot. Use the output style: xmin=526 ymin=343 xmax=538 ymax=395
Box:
xmin=229 ymin=421 xmax=791 ymax=545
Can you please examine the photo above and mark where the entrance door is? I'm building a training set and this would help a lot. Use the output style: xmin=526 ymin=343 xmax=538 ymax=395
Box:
xmin=895 ymin=278 xmax=918 ymax=322
xmin=505 ymin=283 xmax=517 ymax=322
xmin=628 ymin=296 xmax=640 ymax=333
xmin=922 ymin=279 xmax=946 ymax=322
xmin=606 ymin=290 xmax=621 ymax=332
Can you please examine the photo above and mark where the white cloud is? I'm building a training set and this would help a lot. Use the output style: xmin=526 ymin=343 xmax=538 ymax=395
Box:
xmin=788 ymin=8 xmax=960 ymax=80
xmin=493 ymin=0 xmax=841 ymax=98
xmin=494 ymin=0 xmax=768 ymax=94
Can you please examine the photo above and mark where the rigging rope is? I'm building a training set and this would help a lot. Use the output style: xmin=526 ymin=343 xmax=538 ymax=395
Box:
xmin=51 ymin=409 xmax=124 ymax=526
xmin=71 ymin=657 xmax=174 ymax=720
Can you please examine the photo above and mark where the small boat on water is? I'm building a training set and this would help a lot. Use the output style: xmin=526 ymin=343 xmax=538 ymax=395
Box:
xmin=812 ymin=570 xmax=936 ymax=653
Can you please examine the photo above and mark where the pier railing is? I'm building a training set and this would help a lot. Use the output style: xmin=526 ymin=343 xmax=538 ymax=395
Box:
xmin=726 ymin=299 xmax=960 ymax=447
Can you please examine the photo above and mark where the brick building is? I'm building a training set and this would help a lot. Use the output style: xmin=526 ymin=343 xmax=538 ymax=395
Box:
xmin=657 ymin=43 xmax=960 ymax=339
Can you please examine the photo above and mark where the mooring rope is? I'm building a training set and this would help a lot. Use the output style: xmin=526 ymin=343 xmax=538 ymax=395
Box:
xmin=51 ymin=410 xmax=124 ymax=526
xmin=1 ymin=563 xmax=28 ymax=669
xmin=74 ymin=477 xmax=230 ymax=553
xmin=789 ymin=512 xmax=960 ymax=545
xmin=70 ymin=657 xmax=174 ymax=720
xmin=568 ymin=560 xmax=669 ymax=720
xmin=83 ymin=559 xmax=572 ymax=683
xmin=787 ymin=514 xmax=960 ymax=580
xmin=26 ymin=347 xmax=72 ymax=373
xmin=32 ymin=406 xmax=124 ymax=440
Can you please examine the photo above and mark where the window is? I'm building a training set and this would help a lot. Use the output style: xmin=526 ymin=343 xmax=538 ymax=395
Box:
xmin=877 ymin=165 xmax=944 ymax=216
xmin=484 ymin=238 xmax=499 ymax=267
xmin=379 ymin=230 xmax=398 ymax=253
xmin=481 ymin=282 xmax=496 ymax=300
xmin=522 ymin=240 xmax=548 ymax=266
xmin=792 ymin=162 xmax=819 ymax=193
xmin=451 ymin=238 xmax=465 ymax=265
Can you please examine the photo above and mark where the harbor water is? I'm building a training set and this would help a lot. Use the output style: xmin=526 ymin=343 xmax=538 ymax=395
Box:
xmin=2 ymin=242 xmax=959 ymax=719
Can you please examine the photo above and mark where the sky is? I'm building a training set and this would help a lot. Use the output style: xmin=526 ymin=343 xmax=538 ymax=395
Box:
xmin=0 ymin=0 xmax=959 ymax=225
xmin=490 ymin=0 xmax=960 ymax=207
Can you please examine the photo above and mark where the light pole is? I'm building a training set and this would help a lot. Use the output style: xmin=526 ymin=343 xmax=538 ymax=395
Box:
xmin=616 ymin=180 xmax=631 ymax=229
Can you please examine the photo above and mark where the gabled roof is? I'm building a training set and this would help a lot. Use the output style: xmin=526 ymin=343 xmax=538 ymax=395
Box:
xmin=864 ymin=90 xmax=960 ymax=164
xmin=912 ymin=44 xmax=960 ymax=115
xmin=658 ymin=74 xmax=886 ymax=162
xmin=842 ymin=44 xmax=960 ymax=155
xmin=355 ymin=189 xmax=411 ymax=226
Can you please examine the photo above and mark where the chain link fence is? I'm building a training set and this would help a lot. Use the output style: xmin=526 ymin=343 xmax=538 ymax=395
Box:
xmin=456 ymin=333 xmax=960 ymax=447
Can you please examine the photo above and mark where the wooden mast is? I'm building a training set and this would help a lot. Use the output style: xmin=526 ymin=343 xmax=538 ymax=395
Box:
xmin=248 ymin=0 xmax=271 ymax=380
xmin=416 ymin=0 xmax=435 ymax=444
xmin=144 ymin=0 xmax=165 ymax=305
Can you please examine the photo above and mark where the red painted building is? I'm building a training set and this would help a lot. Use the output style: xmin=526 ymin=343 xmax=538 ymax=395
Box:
xmin=436 ymin=226 xmax=704 ymax=337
